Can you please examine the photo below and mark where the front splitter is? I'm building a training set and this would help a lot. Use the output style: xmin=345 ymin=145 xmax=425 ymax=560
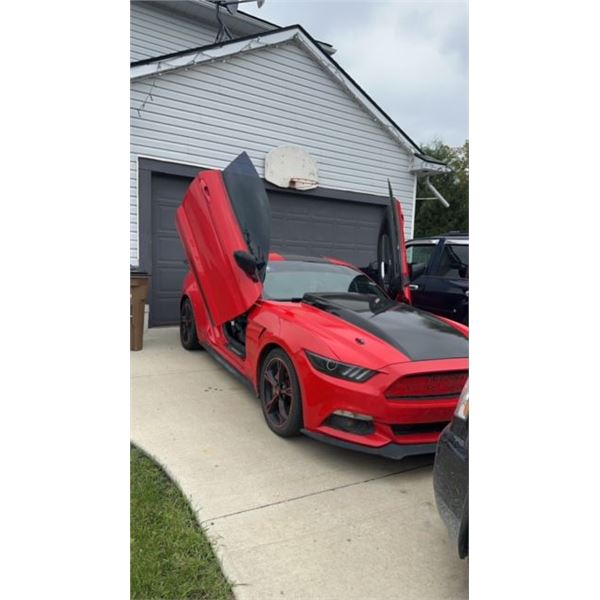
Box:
xmin=301 ymin=429 xmax=437 ymax=460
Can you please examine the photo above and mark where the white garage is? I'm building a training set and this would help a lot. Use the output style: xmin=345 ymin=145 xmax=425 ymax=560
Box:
xmin=130 ymin=1 xmax=449 ymax=326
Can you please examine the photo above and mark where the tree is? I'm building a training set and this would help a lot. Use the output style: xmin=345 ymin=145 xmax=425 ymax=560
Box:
xmin=413 ymin=140 xmax=469 ymax=237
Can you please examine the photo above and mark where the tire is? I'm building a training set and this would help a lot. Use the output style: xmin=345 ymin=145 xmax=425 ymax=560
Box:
xmin=458 ymin=499 xmax=469 ymax=558
xmin=459 ymin=523 xmax=469 ymax=559
xmin=180 ymin=298 xmax=202 ymax=351
xmin=259 ymin=348 xmax=303 ymax=437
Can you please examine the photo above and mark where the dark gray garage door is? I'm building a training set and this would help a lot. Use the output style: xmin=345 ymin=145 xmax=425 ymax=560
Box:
xmin=269 ymin=190 xmax=384 ymax=268
xmin=147 ymin=176 xmax=385 ymax=327
xmin=149 ymin=174 xmax=190 ymax=327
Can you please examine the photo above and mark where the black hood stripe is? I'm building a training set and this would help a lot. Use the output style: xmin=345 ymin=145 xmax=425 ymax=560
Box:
xmin=303 ymin=293 xmax=468 ymax=362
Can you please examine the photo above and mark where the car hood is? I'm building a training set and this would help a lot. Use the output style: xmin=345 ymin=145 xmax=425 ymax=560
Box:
xmin=299 ymin=293 xmax=469 ymax=366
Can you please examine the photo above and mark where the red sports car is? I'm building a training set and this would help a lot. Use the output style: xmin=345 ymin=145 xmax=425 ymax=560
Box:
xmin=176 ymin=153 xmax=469 ymax=459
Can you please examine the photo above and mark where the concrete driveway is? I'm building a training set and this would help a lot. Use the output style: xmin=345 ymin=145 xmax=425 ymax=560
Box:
xmin=131 ymin=327 xmax=468 ymax=600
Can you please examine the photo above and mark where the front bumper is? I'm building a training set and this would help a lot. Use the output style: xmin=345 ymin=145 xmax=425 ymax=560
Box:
xmin=302 ymin=429 xmax=437 ymax=460
xmin=297 ymin=352 xmax=468 ymax=450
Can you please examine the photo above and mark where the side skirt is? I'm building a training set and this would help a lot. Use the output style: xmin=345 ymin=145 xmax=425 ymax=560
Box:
xmin=202 ymin=343 xmax=256 ymax=395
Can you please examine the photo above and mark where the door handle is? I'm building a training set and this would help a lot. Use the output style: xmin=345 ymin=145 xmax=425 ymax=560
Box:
xmin=408 ymin=284 xmax=419 ymax=291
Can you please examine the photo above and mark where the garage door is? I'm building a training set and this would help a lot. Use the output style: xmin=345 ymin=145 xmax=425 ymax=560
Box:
xmin=268 ymin=190 xmax=384 ymax=268
xmin=149 ymin=174 xmax=190 ymax=327
xmin=148 ymin=176 xmax=385 ymax=327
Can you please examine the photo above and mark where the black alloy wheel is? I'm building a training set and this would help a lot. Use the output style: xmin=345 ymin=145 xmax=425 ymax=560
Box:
xmin=180 ymin=298 xmax=202 ymax=350
xmin=260 ymin=348 xmax=303 ymax=437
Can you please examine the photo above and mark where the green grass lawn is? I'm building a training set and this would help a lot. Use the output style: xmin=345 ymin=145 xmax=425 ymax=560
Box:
xmin=131 ymin=445 xmax=232 ymax=600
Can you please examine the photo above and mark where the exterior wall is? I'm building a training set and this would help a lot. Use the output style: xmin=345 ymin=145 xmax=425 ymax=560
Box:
xmin=130 ymin=40 xmax=416 ymax=265
xmin=131 ymin=1 xmax=219 ymax=62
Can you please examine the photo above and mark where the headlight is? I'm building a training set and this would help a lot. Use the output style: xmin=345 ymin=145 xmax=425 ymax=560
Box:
xmin=304 ymin=350 xmax=378 ymax=383
xmin=454 ymin=380 xmax=469 ymax=420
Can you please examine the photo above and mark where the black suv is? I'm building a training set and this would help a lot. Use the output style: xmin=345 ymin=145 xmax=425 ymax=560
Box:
xmin=406 ymin=232 xmax=469 ymax=325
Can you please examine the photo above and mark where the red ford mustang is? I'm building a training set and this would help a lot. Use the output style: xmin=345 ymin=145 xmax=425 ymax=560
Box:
xmin=176 ymin=153 xmax=469 ymax=459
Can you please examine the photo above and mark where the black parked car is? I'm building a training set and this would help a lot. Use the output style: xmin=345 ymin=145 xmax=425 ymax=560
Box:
xmin=433 ymin=379 xmax=469 ymax=558
xmin=406 ymin=232 xmax=469 ymax=324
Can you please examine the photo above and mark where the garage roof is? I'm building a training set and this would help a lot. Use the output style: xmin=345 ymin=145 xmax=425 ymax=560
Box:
xmin=130 ymin=25 xmax=432 ymax=159
xmin=139 ymin=0 xmax=337 ymax=55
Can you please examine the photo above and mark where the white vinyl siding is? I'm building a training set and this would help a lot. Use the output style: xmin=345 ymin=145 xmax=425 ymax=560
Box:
xmin=130 ymin=40 xmax=416 ymax=265
xmin=131 ymin=1 xmax=219 ymax=62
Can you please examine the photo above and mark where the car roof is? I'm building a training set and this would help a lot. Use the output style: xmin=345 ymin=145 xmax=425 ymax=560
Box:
xmin=268 ymin=252 xmax=356 ymax=268
xmin=408 ymin=231 xmax=469 ymax=244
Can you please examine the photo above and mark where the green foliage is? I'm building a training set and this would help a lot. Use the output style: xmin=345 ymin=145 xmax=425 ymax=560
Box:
xmin=414 ymin=140 xmax=469 ymax=237
xmin=130 ymin=445 xmax=232 ymax=600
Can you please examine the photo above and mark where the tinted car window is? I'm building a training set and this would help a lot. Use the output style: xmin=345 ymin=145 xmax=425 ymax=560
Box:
xmin=263 ymin=261 xmax=387 ymax=301
xmin=436 ymin=244 xmax=469 ymax=279
xmin=407 ymin=244 xmax=437 ymax=268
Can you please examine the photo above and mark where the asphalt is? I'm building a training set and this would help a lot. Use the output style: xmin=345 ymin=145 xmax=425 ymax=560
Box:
xmin=131 ymin=327 xmax=468 ymax=600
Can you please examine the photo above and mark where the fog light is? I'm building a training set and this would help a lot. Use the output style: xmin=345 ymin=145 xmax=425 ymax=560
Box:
xmin=325 ymin=411 xmax=375 ymax=436
xmin=333 ymin=410 xmax=372 ymax=421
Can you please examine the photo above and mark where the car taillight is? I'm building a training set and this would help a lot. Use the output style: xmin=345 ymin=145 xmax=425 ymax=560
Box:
xmin=385 ymin=371 xmax=468 ymax=400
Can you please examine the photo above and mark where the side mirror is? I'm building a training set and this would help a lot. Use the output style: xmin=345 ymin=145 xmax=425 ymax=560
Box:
xmin=458 ymin=265 xmax=469 ymax=279
xmin=234 ymin=250 xmax=259 ymax=280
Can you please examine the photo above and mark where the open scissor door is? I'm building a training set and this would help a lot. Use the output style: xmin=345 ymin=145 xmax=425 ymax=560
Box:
xmin=376 ymin=181 xmax=412 ymax=303
xmin=176 ymin=152 xmax=271 ymax=325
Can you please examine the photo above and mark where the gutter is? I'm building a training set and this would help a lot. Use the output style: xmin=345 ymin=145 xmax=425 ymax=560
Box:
xmin=409 ymin=155 xmax=452 ymax=208
xmin=424 ymin=177 xmax=450 ymax=208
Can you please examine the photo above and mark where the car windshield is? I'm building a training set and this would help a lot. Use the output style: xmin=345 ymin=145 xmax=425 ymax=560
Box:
xmin=263 ymin=260 xmax=387 ymax=301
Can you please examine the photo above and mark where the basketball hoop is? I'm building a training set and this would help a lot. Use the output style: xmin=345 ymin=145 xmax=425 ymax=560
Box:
xmin=265 ymin=146 xmax=319 ymax=190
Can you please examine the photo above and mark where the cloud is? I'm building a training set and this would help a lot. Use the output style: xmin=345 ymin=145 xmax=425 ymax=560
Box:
xmin=243 ymin=0 xmax=468 ymax=146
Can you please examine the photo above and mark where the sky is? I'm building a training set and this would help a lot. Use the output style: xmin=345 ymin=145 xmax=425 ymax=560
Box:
xmin=243 ymin=0 xmax=469 ymax=148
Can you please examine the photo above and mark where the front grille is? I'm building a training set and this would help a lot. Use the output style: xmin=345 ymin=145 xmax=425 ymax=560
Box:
xmin=391 ymin=422 xmax=449 ymax=436
xmin=385 ymin=371 xmax=468 ymax=401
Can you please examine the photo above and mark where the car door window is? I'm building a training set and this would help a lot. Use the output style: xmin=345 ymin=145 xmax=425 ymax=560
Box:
xmin=406 ymin=244 xmax=436 ymax=274
xmin=436 ymin=244 xmax=469 ymax=279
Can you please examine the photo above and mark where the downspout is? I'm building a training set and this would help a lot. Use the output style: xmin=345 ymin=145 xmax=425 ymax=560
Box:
xmin=424 ymin=176 xmax=450 ymax=208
